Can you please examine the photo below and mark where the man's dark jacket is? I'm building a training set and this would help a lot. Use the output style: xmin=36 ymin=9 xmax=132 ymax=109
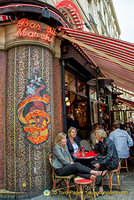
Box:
xmin=94 ymin=137 xmax=119 ymax=170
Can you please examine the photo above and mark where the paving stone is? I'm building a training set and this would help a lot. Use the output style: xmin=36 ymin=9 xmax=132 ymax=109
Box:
xmin=4 ymin=157 xmax=133 ymax=200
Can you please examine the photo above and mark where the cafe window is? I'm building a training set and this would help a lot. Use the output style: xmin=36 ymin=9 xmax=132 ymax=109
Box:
xmin=90 ymin=101 xmax=98 ymax=125
xmin=90 ymin=88 xmax=97 ymax=101
xmin=65 ymin=70 xmax=87 ymax=95
xmin=77 ymin=79 xmax=86 ymax=95
xmin=65 ymin=70 xmax=88 ymax=130
xmin=65 ymin=70 xmax=76 ymax=92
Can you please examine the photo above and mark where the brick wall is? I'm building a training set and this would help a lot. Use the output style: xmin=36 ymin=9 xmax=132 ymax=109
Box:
xmin=53 ymin=58 xmax=64 ymax=137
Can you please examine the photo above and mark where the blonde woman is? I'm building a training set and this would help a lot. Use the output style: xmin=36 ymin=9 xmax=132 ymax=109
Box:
xmin=90 ymin=129 xmax=118 ymax=194
xmin=67 ymin=127 xmax=81 ymax=161
xmin=92 ymin=129 xmax=118 ymax=171
xmin=52 ymin=132 xmax=107 ymax=183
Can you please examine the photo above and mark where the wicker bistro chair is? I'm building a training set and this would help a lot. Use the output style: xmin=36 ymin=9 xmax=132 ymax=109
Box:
xmin=49 ymin=154 xmax=74 ymax=200
xmin=80 ymin=140 xmax=92 ymax=152
xmin=118 ymin=158 xmax=129 ymax=173
xmin=74 ymin=176 xmax=96 ymax=200
xmin=102 ymin=167 xmax=122 ymax=193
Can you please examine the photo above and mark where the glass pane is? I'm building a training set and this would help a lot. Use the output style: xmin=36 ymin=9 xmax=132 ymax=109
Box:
xmin=90 ymin=88 xmax=96 ymax=100
xmin=113 ymin=111 xmax=124 ymax=124
xmin=74 ymin=96 xmax=87 ymax=127
xmin=65 ymin=70 xmax=76 ymax=92
xmin=77 ymin=79 xmax=86 ymax=95
xmin=93 ymin=102 xmax=98 ymax=124
xmin=91 ymin=101 xmax=98 ymax=125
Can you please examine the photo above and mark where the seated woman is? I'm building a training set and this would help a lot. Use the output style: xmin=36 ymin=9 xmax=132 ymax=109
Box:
xmin=52 ymin=132 xmax=107 ymax=184
xmin=89 ymin=124 xmax=103 ymax=149
xmin=93 ymin=129 xmax=119 ymax=171
xmin=67 ymin=127 xmax=81 ymax=161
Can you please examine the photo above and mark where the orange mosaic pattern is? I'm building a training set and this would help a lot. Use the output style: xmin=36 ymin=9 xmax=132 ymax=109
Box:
xmin=17 ymin=72 xmax=50 ymax=145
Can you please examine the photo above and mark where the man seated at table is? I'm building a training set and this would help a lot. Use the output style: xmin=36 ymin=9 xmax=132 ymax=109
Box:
xmin=91 ymin=129 xmax=119 ymax=193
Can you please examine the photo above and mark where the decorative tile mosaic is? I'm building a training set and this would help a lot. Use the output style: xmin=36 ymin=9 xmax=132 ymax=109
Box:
xmin=17 ymin=71 xmax=50 ymax=145
xmin=6 ymin=45 xmax=54 ymax=192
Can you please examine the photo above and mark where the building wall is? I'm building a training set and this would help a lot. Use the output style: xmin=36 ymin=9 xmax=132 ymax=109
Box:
xmin=75 ymin=0 xmax=120 ymax=38
xmin=0 ymin=18 xmax=63 ymax=192
xmin=5 ymin=45 xmax=54 ymax=192
xmin=0 ymin=51 xmax=6 ymax=188
xmin=0 ymin=0 xmax=121 ymax=193
xmin=45 ymin=0 xmax=120 ymax=38
xmin=53 ymin=58 xmax=64 ymax=136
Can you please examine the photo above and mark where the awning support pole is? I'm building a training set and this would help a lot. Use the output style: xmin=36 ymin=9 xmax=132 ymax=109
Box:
xmin=96 ymin=66 xmax=100 ymax=124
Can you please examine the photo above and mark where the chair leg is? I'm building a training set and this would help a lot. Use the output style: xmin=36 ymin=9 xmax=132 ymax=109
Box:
xmin=125 ymin=159 xmax=129 ymax=173
xmin=116 ymin=171 xmax=122 ymax=191
xmin=92 ymin=183 xmax=96 ymax=199
xmin=80 ymin=184 xmax=84 ymax=200
xmin=51 ymin=170 xmax=57 ymax=194
xmin=119 ymin=158 xmax=129 ymax=173
xmin=65 ymin=178 xmax=72 ymax=200
xmin=118 ymin=159 xmax=121 ymax=174
xmin=86 ymin=183 xmax=96 ymax=200
xmin=75 ymin=185 xmax=79 ymax=200
xmin=108 ymin=172 xmax=113 ymax=193
xmin=52 ymin=179 xmax=57 ymax=194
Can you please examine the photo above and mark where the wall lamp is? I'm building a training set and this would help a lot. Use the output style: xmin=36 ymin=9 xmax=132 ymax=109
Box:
xmin=42 ymin=7 xmax=50 ymax=18
xmin=69 ymin=22 xmax=91 ymax=30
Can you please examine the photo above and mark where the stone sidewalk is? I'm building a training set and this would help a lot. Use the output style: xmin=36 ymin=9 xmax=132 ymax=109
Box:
xmin=31 ymin=170 xmax=134 ymax=200
xmin=0 ymin=159 xmax=134 ymax=200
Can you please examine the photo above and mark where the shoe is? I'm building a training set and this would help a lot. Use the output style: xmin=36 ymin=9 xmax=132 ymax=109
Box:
xmin=99 ymin=186 xmax=105 ymax=196
xmin=99 ymin=186 xmax=103 ymax=192
xmin=95 ymin=187 xmax=105 ymax=197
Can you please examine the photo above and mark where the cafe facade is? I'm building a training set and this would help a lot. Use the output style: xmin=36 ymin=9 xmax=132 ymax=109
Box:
xmin=0 ymin=0 xmax=100 ymax=194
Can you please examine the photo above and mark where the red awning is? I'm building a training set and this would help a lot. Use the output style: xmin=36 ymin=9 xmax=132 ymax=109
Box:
xmin=118 ymin=97 xmax=134 ymax=108
xmin=58 ymin=27 xmax=134 ymax=92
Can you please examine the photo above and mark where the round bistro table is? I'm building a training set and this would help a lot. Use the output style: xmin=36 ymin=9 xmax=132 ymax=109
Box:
xmin=73 ymin=151 xmax=98 ymax=159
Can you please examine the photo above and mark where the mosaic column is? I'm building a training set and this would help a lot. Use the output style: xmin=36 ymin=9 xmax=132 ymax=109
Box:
xmin=5 ymin=45 xmax=54 ymax=192
xmin=0 ymin=51 xmax=6 ymax=189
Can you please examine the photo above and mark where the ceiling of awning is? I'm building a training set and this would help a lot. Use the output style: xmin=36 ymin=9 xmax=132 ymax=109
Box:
xmin=118 ymin=97 xmax=134 ymax=108
xmin=58 ymin=27 xmax=134 ymax=92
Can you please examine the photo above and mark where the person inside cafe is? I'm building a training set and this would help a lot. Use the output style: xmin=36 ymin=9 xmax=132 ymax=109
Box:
xmin=67 ymin=127 xmax=81 ymax=161
xmin=52 ymin=132 xmax=107 ymax=184
xmin=102 ymin=123 xmax=112 ymax=137
xmin=67 ymin=113 xmax=79 ymax=132
xmin=125 ymin=122 xmax=132 ymax=137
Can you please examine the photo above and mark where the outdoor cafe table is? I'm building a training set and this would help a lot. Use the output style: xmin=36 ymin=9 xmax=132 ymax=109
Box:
xmin=73 ymin=151 xmax=98 ymax=159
